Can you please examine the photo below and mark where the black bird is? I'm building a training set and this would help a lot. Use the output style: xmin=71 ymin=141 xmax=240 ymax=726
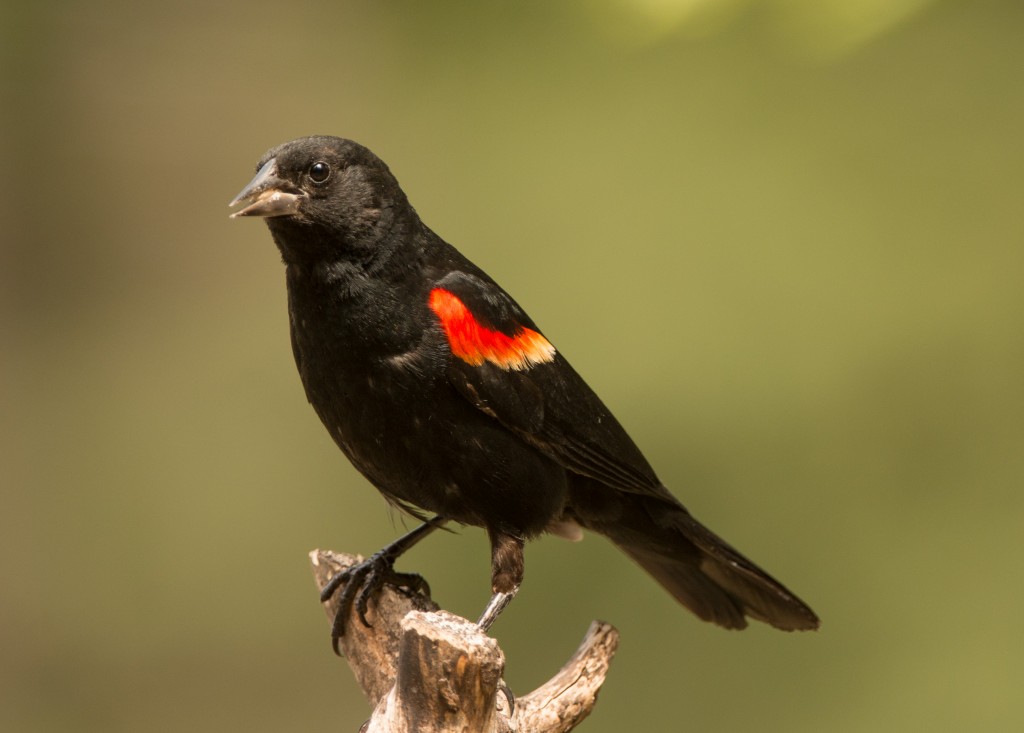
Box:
xmin=230 ymin=136 xmax=819 ymax=652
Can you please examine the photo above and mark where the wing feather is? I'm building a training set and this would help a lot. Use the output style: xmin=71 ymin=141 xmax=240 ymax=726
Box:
xmin=431 ymin=271 xmax=672 ymax=500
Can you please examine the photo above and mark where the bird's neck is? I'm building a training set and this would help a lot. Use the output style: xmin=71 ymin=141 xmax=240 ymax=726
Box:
xmin=271 ymin=203 xmax=424 ymax=274
xmin=281 ymin=225 xmax=433 ymax=307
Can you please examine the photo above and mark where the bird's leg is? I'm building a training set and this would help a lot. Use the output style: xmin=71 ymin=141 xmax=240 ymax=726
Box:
xmin=477 ymin=531 xmax=525 ymax=632
xmin=322 ymin=515 xmax=447 ymax=654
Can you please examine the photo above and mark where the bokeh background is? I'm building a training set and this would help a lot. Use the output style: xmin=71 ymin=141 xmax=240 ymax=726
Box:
xmin=4 ymin=1 xmax=1023 ymax=731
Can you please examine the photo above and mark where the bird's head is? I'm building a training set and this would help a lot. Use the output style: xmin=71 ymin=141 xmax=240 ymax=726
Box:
xmin=230 ymin=136 xmax=415 ymax=264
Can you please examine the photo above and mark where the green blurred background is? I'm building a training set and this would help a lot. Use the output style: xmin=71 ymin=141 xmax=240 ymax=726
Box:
xmin=3 ymin=0 xmax=1023 ymax=730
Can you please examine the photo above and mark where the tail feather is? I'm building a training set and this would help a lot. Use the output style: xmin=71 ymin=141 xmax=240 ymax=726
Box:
xmin=591 ymin=497 xmax=819 ymax=632
xmin=617 ymin=542 xmax=749 ymax=629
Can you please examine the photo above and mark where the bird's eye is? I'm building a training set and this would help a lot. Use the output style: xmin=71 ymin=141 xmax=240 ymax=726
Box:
xmin=309 ymin=162 xmax=331 ymax=183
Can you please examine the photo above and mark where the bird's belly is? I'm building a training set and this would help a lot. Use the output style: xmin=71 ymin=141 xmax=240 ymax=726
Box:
xmin=311 ymin=369 xmax=568 ymax=537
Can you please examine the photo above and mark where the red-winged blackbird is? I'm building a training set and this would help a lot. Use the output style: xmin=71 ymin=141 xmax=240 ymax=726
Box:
xmin=230 ymin=136 xmax=819 ymax=652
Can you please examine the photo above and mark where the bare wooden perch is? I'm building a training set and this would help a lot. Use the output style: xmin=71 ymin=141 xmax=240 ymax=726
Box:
xmin=310 ymin=549 xmax=619 ymax=732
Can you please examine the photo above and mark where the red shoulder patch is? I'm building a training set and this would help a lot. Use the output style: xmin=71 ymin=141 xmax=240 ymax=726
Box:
xmin=429 ymin=288 xmax=556 ymax=371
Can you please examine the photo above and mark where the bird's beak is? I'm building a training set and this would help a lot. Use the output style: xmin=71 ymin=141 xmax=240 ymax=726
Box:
xmin=229 ymin=158 xmax=303 ymax=218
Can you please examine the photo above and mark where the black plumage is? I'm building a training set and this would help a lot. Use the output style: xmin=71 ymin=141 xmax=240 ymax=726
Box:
xmin=230 ymin=136 xmax=819 ymax=650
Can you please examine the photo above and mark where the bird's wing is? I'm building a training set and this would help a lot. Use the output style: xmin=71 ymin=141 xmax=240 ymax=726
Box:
xmin=430 ymin=271 xmax=674 ymax=500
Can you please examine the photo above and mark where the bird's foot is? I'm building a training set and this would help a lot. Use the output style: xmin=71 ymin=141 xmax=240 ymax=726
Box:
xmin=320 ymin=551 xmax=431 ymax=655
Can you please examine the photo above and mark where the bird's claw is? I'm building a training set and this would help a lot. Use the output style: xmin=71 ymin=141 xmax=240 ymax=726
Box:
xmin=387 ymin=570 xmax=431 ymax=601
xmin=499 ymin=682 xmax=516 ymax=716
xmin=320 ymin=552 xmax=430 ymax=655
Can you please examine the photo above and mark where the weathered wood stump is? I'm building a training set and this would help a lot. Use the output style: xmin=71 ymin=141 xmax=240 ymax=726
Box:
xmin=310 ymin=550 xmax=619 ymax=732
